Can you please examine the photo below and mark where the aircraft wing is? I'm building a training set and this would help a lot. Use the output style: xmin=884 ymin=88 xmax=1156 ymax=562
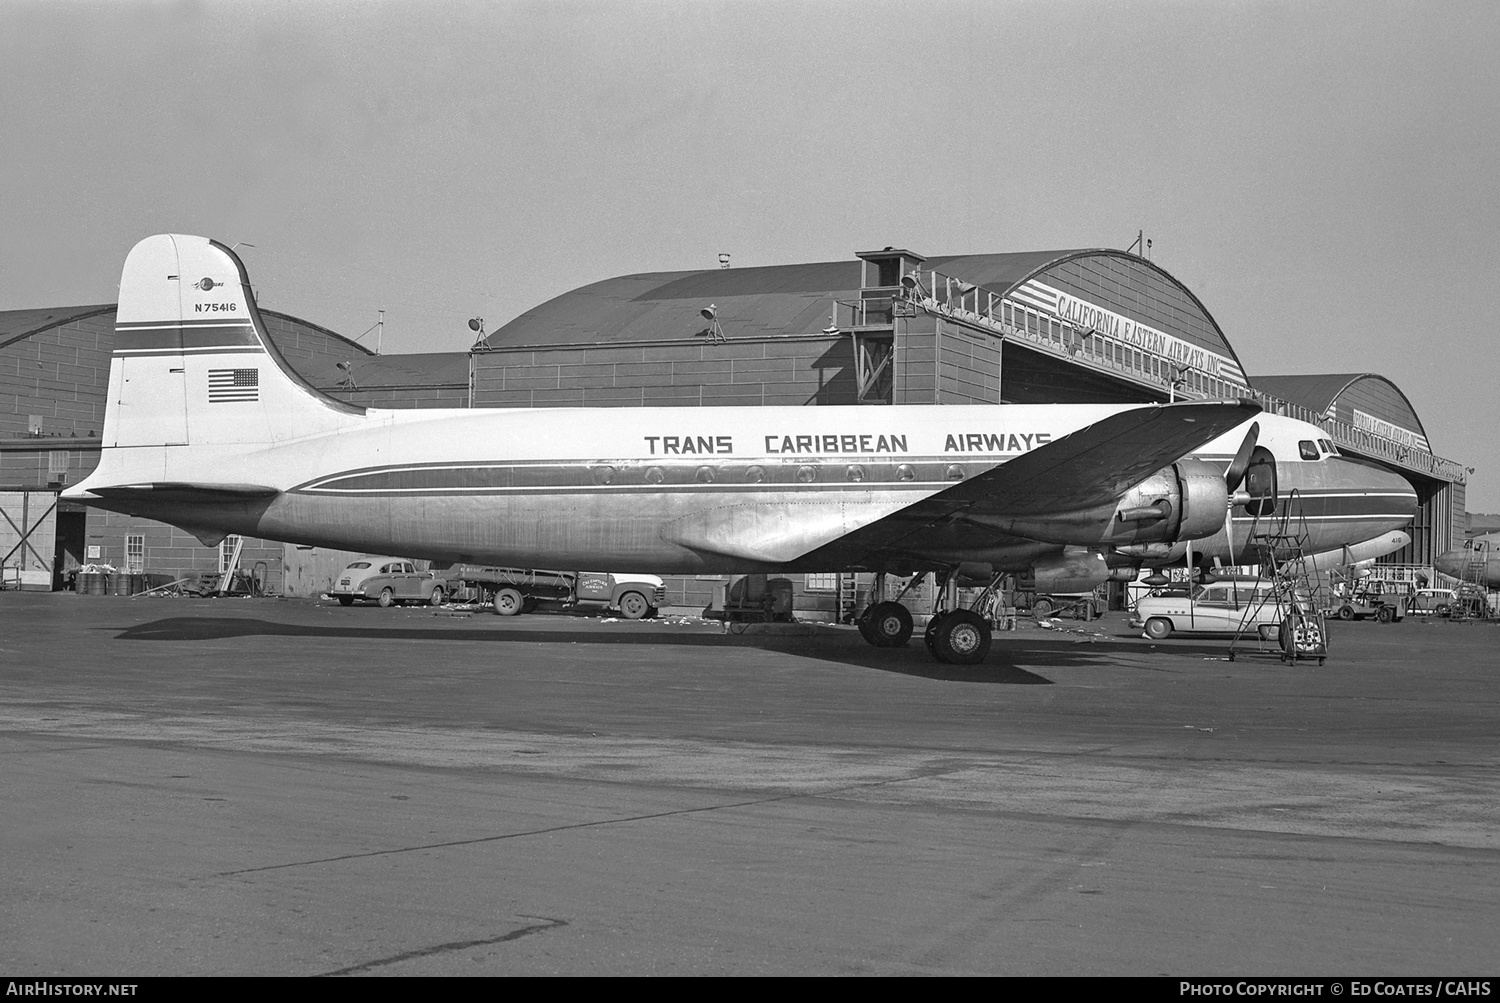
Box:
xmin=800 ymin=400 xmax=1260 ymax=567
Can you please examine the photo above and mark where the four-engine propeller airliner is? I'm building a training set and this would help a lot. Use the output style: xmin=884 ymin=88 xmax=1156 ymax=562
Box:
xmin=65 ymin=235 xmax=1420 ymax=663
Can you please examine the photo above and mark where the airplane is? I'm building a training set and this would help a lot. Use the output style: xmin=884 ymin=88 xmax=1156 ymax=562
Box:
xmin=64 ymin=234 xmax=1419 ymax=665
xmin=1299 ymin=530 xmax=1411 ymax=580
xmin=1435 ymin=533 xmax=1500 ymax=589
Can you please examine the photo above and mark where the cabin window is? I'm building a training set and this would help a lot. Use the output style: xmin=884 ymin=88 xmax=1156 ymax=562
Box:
xmin=945 ymin=464 xmax=966 ymax=481
xmin=1299 ymin=440 xmax=1320 ymax=460
xmin=744 ymin=465 xmax=766 ymax=483
xmin=797 ymin=465 xmax=818 ymax=483
xmin=896 ymin=464 xmax=916 ymax=482
xmin=644 ymin=466 xmax=665 ymax=484
xmin=846 ymin=464 xmax=866 ymax=482
xmin=695 ymin=466 xmax=715 ymax=484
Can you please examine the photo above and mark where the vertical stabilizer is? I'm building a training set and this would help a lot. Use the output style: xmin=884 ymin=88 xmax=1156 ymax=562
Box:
xmin=104 ymin=235 xmax=363 ymax=456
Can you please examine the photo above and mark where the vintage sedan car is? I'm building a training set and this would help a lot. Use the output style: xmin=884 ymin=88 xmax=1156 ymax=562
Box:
xmin=1130 ymin=580 xmax=1311 ymax=640
xmin=1408 ymin=587 xmax=1457 ymax=617
xmin=329 ymin=556 xmax=447 ymax=607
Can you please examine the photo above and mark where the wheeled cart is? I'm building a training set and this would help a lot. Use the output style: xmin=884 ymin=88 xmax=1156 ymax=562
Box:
xmin=1278 ymin=611 xmax=1328 ymax=665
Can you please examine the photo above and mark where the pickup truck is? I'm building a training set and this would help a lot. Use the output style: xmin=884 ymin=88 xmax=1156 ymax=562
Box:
xmin=440 ymin=565 xmax=667 ymax=619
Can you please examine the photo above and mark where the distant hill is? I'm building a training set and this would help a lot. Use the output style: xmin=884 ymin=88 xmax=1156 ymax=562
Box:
xmin=1466 ymin=513 xmax=1500 ymax=536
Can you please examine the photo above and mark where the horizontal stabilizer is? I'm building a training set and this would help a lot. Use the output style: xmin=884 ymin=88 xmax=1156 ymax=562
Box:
xmin=82 ymin=482 xmax=281 ymax=501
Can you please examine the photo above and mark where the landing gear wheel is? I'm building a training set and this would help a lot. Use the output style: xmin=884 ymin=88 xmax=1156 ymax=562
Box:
xmin=928 ymin=609 xmax=991 ymax=665
xmin=378 ymin=588 xmax=395 ymax=608
xmin=337 ymin=595 xmax=354 ymax=607
xmin=617 ymin=590 xmax=651 ymax=620
xmin=923 ymin=611 xmax=948 ymax=655
xmin=1144 ymin=617 xmax=1173 ymax=640
xmin=492 ymin=587 xmax=524 ymax=616
xmin=1337 ymin=606 xmax=1354 ymax=620
xmin=428 ymin=587 xmax=445 ymax=607
xmin=859 ymin=601 xmax=913 ymax=648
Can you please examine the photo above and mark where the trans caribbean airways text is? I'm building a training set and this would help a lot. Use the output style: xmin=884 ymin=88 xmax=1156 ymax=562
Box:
xmin=643 ymin=432 xmax=1055 ymax=456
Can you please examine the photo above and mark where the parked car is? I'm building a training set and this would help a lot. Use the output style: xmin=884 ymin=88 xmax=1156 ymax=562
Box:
xmin=1408 ymin=588 xmax=1457 ymax=617
xmin=1130 ymin=580 xmax=1311 ymax=640
xmin=329 ymin=556 xmax=446 ymax=607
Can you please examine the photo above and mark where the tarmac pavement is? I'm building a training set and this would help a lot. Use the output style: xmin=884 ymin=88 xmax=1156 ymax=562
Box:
xmin=1 ymin=592 xmax=1496 ymax=975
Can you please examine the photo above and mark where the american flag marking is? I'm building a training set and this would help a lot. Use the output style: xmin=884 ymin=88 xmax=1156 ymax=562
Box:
xmin=208 ymin=368 xmax=259 ymax=403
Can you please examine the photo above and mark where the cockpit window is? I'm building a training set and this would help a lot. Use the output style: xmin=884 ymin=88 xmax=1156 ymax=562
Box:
xmin=1299 ymin=440 xmax=1320 ymax=461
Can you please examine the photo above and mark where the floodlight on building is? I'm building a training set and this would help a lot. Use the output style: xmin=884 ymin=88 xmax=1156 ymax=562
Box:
xmin=697 ymin=304 xmax=728 ymax=344
xmin=718 ymin=253 xmax=731 ymax=269
xmin=468 ymin=318 xmax=483 ymax=332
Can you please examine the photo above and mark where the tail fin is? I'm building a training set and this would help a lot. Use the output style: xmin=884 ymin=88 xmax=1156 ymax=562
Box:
xmin=104 ymin=233 xmax=363 ymax=452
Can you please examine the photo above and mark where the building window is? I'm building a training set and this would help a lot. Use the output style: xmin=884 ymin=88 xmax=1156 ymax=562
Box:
xmin=805 ymin=573 xmax=838 ymax=592
xmin=125 ymin=535 xmax=144 ymax=574
xmin=219 ymin=535 xmax=243 ymax=573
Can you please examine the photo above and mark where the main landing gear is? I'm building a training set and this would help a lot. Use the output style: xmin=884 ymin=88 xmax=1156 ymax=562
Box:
xmin=856 ymin=568 xmax=999 ymax=665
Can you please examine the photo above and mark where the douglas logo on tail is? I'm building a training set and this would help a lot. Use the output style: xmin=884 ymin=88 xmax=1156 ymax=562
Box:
xmin=66 ymin=234 xmax=1419 ymax=665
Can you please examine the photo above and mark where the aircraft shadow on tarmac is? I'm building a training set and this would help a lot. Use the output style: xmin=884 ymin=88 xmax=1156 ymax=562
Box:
xmin=108 ymin=616 xmax=1249 ymax=685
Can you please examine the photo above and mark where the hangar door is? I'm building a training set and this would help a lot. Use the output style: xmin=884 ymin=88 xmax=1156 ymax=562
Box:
xmin=0 ymin=491 xmax=58 ymax=591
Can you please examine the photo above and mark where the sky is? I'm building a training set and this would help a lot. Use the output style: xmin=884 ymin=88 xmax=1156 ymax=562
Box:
xmin=3 ymin=0 xmax=1498 ymax=511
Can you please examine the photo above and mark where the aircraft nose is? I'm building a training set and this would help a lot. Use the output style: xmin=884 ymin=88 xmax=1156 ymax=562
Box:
xmin=1434 ymin=549 xmax=1465 ymax=578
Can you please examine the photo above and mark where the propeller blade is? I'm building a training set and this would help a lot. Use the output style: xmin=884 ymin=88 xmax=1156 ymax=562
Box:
xmin=1224 ymin=421 xmax=1260 ymax=493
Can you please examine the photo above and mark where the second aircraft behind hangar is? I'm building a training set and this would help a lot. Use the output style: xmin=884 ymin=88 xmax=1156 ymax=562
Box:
xmin=66 ymin=235 xmax=1419 ymax=664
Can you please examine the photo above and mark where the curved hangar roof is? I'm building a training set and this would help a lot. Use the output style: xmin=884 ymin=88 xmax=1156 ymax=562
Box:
xmin=486 ymin=249 xmax=1246 ymax=377
xmin=1253 ymin=373 xmax=1432 ymax=451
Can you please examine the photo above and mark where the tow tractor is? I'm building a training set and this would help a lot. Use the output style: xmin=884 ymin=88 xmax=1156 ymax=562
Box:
xmin=1326 ymin=585 xmax=1407 ymax=623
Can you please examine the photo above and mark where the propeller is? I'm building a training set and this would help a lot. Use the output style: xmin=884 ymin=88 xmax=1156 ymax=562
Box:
xmin=1224 ymin=421 xmax=1259 ymax=494
xmin=1221 ymin=422 xmax=1260 ymax=571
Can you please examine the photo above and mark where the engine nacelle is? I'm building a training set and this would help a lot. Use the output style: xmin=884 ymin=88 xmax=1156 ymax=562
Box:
xmin=1108 ymin=458 xmax=1228 ymax=546
xmin=1030 ymin=547 xmax=1109 ymax=595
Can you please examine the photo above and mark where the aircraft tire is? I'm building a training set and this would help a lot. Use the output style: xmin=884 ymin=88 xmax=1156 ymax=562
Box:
xmin=617 ymin=591 xmax=651 ymax=620
xmin=337 ymin=595 xmax=354 ymax=607
xmin=378 ymin=588 xmax=395 ymax=609
xmin=862 ymin=602 xmax=913 ymax=647
xmin=929 ymin=610 xmax=991 ymax=665
xmin=493 ymin=587 xmax=525 ymax=616
xmin=1144 ymin=617 xmax=1173 ymax=640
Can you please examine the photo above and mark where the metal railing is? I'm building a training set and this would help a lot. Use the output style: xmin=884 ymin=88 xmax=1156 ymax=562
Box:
xmin=885 ymin=267 xmax=1467 ymax=485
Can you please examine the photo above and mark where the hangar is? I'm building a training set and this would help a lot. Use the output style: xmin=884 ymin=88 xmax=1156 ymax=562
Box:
xmin=0 ymin=244 xmax=1469 ymax=614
